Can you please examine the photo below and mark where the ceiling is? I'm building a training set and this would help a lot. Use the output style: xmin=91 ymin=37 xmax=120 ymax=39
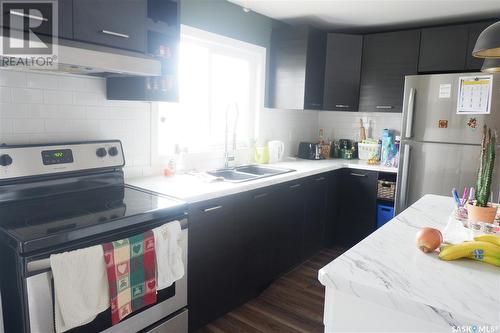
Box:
xmin=228 ymin=0 xmax=500 ymax=32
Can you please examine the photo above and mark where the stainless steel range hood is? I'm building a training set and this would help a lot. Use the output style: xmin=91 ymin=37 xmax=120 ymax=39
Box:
xmin=1 ymin=38 xmax=162 ymax=77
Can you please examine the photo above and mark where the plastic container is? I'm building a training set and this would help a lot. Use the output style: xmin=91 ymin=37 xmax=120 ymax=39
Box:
xmin=377 ymin=203 xmax=395 ymax=228
xmin=358 ymin=143 xmax=381 ymax=160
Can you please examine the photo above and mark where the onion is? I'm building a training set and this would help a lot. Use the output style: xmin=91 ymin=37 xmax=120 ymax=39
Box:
xmin=415 ymin=227 xmax=442 ymax=253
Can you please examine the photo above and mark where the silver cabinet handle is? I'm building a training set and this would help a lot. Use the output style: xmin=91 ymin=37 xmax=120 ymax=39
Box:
xmin=335 ymin=104 xmax=350 ymax=108
xmin=350 ymin=172 xmax=366 ymax=177
xmin=289 ymin=184 xmax=301 ymax=189
xmin=253 ymin=193 xmax=268 ymax=199
xmin=10 ymin=10 xmax=48 ymax=21
xmin=314 ymin=177 xmax=326 ymax=181
xmin=203 ymin=205 xmax=222 ymax=212
xmin=100 ymin=30 xmax=130 ymax=39
xmin=404 ymin=88 xmax=416 ymax=139
xmin=376 ymin=105 xmax=393 ymax=109
xmin=308 ymin=103 xmax=321 ymax=107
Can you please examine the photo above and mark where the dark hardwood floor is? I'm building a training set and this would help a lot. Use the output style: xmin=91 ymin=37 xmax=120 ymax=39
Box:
xmin=196 ymin=247 xmax=346 ymax=333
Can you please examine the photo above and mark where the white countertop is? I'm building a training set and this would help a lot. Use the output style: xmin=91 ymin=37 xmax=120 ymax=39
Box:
xmin=319 ymin=194 xmax=500 ymax=328
xmin=126 ymin=158 xmax=397 ymax=203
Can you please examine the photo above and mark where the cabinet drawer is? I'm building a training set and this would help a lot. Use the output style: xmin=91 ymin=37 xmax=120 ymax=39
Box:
xmin=73 ymin=0 xmax=147 ymax=53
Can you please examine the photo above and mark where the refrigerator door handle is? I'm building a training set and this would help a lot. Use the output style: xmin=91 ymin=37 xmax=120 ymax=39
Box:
xmin=404 ymin=88 xmax=416 ymax=139
xmin=398 ymin=144 xmax=411 ymax=213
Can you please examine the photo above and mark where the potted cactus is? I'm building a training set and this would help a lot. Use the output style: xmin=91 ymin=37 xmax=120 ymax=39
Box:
xmin=467 ymin=125 xmax=498 ymax=223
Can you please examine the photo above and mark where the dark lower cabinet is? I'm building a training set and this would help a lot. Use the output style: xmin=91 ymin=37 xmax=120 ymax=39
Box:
xmin=272 ymin=180 xmax=306 ymax=277
xmin=234 ymin=188 xmax=278 ymax=304
xmin=336 ymin=169 xmax=378 ymax=247
xmin=303 ymin=175 xmax=328 ymax=258
xmin=188 ymin=169 xmax=372 ymax=332
xmin=188 ymin=196 xmax=239 ymax=332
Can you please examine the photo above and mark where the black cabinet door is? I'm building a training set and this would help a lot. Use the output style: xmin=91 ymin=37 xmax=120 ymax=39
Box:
xmin=303 ymin=174 xmax=328 ymax=258
xmin=419 ymin=25 xmax=468 ymax=73
xmin=336 ymin=169 xmax=378 ymax=247
xmin=268 ymin=25 xmax=326 ymax=110
xmin=466 ymin=21 xmax=496 ymax=71
xmin=325 ymin=170 xmax=340 ymax=247
xmin=304 ymin=28 xmax=327 ymax=110
xmin=73 ymin=0 xmax=147 ymax=53
xmin=273 ymin=180 xmax=306 ymax=276
xmin=188 ymin=196 xmax=238 ymax=331
xmin=234 ymin=187 xmax=278 ymax=303
xmin=359 ymin=30 xmax=420 ymax=113
xmin=323 ymin=33 xmax=363 ymax=112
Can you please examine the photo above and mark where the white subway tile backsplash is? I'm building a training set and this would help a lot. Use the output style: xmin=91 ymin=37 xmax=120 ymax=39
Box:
xmin=43 ymin=90 xmax=73 ymax=104
xmin=11 ymin=88 xmax=43 ymax=104
xmin=0 ymin=87 xmax=11 ymax=103
xmin=0 ymin=71 xmax=26 ymax=87
xmin=0 ymin=103 xmax=28 ymax=118
xmin=0 ymin=69 xmax=152 ymax=175
xmin=27 ymin=73 xmax=59 ymax=89
xmin=13 ymin=119 xmax=45 ymax=133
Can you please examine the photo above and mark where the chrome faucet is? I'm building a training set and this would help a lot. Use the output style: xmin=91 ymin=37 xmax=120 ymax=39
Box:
xmin=224 ymin=103 xmax=239 ymax=168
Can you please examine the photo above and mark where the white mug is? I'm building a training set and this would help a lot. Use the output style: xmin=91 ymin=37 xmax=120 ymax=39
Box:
xmin=268 ymin=140 xmax=285 ymax=164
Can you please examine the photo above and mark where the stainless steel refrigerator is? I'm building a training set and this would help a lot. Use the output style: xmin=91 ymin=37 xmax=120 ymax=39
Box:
xmin=395 ymin=73 xmax=500 ymax=214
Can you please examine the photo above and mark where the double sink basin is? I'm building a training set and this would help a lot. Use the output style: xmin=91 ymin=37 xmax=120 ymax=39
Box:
xmin=207 ymin=165 xmax=295 ymax=183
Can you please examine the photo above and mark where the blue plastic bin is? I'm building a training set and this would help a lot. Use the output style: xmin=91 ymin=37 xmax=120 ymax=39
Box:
xmin=377 ymin=203 xmax=394 ymax=228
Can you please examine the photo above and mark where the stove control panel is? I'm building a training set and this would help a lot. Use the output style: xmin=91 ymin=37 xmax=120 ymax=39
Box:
xmin=0 ymin=140 xmax=125 ymax=180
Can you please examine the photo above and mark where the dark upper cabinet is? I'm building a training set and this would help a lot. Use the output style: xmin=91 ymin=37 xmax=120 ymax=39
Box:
xmin=268 ymin=25 xmax=326 ymax=110
xmin=359 ymin=29 xmax=420 ymax=113
xmin=466 ymin=20 xmax=496 ymax=70
xmin=323 ymin=33 xmax=363 ymax=112
xmin=419 ymin=25 xmax=469 ymax=73
xmin=336 ymin=169 xmax=378 ymax=247
xmin=73 ymin=0 xmax=147 ymax=53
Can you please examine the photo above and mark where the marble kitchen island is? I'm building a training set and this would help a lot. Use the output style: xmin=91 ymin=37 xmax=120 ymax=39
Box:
xmin=319 ymin=194 xmax=500 ymax=333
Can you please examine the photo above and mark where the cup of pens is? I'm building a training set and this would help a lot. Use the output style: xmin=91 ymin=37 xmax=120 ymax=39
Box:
xmin=452 ymin=187 xmax=471 ymax=224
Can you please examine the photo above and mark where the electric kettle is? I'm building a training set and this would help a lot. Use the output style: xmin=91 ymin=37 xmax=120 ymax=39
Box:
xmin=268 ymin=140 xmax=285 ymax=164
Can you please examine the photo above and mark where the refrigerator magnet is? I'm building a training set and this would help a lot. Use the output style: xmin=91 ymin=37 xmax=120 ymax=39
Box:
xmin=456 ymin=75 xmax=493 ymax=115
xmin=466 ymin=117 xmax=478 ymax=129
xmin=438 ymin=120 xmax=448 ymax=128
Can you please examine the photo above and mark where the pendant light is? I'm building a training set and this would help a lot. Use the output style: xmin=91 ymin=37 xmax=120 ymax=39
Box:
xmin=472 ymin=21 xmax=500 ymax=58
xmin=482 ymin=58 xmax=500 ymax=73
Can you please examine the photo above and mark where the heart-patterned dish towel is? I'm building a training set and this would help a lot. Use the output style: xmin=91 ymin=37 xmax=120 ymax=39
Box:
xmin=102 ymin=230 xmax=157 ymax=325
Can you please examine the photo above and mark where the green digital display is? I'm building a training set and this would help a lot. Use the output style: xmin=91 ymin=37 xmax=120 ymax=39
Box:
xmin=42 ymin=149 xmax=74 ymax=165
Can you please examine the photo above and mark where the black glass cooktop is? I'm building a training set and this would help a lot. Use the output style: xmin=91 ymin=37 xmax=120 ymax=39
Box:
xmin=0 ymin=185 xmax=187 ymax=254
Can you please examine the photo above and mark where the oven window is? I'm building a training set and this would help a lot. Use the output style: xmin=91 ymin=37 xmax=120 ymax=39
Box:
xmin=61 ymin=283 xmax=176 ymax=333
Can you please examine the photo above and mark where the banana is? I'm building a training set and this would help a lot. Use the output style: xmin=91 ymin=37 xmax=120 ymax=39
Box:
xmin=474 ymin=234 xmax=500 ymax=247
xmin=466 ymin=255 xmax=500 ymax=267
xmin=439 ymin=241 xmax=500 ymax=261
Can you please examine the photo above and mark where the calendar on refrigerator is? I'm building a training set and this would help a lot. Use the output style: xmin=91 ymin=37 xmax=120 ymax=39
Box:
xmin=456 ymin=75 xmax=493 ymax=114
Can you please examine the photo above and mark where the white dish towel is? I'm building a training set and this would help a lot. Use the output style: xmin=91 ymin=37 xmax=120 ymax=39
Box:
xmin=50 ymin=245 xmax=110 ymax=333
xmin=50 ymin=221 xmax=184 ymax=333
xmin=153 ymin=220 xmax=185 ymax=289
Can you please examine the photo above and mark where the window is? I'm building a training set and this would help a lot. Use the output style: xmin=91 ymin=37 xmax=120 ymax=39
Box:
xmin=158 ymin=26 xmax=266 ymax=155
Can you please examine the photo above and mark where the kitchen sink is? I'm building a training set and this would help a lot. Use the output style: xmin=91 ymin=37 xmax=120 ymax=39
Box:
xmin=206 ymin=165 xmax=295 ymax=183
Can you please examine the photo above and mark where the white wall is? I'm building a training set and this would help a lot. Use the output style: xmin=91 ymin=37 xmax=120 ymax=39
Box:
xmin=0 ymin=69 xmax=402 ymax=177
xmin=319 ymin=111 xmax=402 ymax=142
xmin=0 ymin=69 xmax=153 ymax=178
xmin=258 ymin=108 xmax=319 ymax=157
